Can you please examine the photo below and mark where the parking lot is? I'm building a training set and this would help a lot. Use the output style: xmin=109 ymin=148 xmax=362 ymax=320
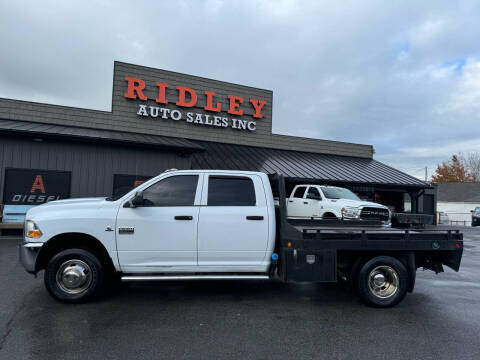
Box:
xmin=1 ymin=228 xmax=479 ymax=360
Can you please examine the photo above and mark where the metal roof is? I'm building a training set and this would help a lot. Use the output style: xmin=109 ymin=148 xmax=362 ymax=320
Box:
xmin=0 ymin=119 xmax=204 ymax=152
xmin=0 ymin=119 xmax=427 ymax=188
xmin=191 ymin=140 xmax=428 ymax=188
xmin=436 ymin=182 xmax=480 ymax=202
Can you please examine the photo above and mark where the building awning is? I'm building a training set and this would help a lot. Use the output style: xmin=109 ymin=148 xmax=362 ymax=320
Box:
xmin=191 ymin=140 xmax=428 ymax=189
xmin=0 ymin=119 xmax=205 ymax=153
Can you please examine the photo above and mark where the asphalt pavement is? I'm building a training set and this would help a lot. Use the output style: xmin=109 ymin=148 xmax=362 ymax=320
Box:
xmin=1 ymin=227 xmax=480 ymax=360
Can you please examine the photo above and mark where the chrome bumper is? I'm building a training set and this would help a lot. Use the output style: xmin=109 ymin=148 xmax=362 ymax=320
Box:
xmin=19 ymin=242 xmax=43 ymax=274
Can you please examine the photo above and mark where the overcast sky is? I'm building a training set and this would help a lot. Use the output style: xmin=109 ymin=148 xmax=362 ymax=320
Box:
xmin=1 ymin=1 xmax=479 ymax=180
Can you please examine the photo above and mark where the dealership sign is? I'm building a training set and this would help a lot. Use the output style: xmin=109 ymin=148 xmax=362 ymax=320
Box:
xmin=3 ymin=169 xmax=71 ymax=205
xmin=124 ymin=77 xmax=267 ymax=131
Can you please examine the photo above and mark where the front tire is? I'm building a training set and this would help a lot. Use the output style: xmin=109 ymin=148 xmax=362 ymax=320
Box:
xmin=44 ymin=248 xmax=105 ymax=303
xmin=357 ymin=256 xmax=409 ymax=308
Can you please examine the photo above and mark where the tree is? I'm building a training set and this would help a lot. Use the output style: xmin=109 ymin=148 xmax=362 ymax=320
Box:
xmin=431 ymin=154 xmax=471 ymax=182
xmin=461 ymin=152 xmax=480 ymax=182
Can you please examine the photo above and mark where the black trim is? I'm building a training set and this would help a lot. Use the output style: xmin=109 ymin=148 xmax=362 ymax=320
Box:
xmin=174 ymin=216 xmax=193 ymax=220
xmin=0 ymin=119 xmax=205 ymax=153
xmin=246 ymin=216 xmax=264 ymax=221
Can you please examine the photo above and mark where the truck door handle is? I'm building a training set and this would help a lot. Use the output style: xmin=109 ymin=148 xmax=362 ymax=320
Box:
xmin=288 ymin=200 xmax=293 ymax=203
xmin=246 ymin=216 xmax=264 ymax=221
xmin=304 ymin=201 xmax=309 ymax=204
xmin=174 ymin=216 xmax=193 ymax=220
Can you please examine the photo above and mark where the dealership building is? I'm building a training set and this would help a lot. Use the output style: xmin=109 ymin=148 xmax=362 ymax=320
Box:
xmin=0 ymin=61 xmax=432 ymax=220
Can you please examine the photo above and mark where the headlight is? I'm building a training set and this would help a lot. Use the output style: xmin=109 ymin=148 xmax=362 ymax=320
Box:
xmin=25 ymin=220 xmax=42 ymax=239
xmin=342 ymin=207 xmax=360 ymax=219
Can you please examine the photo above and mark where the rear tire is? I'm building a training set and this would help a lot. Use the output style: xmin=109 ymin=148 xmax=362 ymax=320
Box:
xmin=357 ymin=256 xmax=409 ymax=308
xmin=44 ymin=248 xmax=105 ymax=303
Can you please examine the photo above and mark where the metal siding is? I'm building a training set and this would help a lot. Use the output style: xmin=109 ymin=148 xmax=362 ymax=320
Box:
xmin=0 ymin=136 xmax=191 ymax=203
xmin=191 ymin=140 xmax=427 ymax=188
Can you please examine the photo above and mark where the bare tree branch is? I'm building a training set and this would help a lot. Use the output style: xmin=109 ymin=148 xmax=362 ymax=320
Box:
xmin=462 ymin=151 xmax=480 ymax=181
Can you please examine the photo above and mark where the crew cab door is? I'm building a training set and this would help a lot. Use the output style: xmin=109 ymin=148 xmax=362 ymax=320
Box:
xmin=197 ymin=174 xmax=269 ymax=270
xmin=305 ymin=186 xmax=322 ymax=218
xmin=287 ymin=186 xmax=308 ymax=218
xmin=116 ymin=174 xmax=202 ymax=272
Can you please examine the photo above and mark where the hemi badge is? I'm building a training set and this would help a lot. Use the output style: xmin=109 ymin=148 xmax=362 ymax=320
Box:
xmin=119 ymin=227 xmax=135 ymax=234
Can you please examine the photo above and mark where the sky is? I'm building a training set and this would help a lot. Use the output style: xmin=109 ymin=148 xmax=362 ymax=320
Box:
xmin=1 ymin=0 xmax=479 ymax=180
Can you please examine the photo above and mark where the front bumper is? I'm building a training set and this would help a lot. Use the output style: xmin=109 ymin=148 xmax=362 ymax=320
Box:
xmin=342 ymin=217 xmax=391 ymax=227
xmin=19 ymin=242 xmax=43 ymax=274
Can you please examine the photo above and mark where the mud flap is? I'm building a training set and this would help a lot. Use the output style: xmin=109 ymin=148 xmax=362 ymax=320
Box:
xmin=441 ymin=248 xmax=463 ymax=272
xmin=420 ymin=249 xmax=463 ymax=274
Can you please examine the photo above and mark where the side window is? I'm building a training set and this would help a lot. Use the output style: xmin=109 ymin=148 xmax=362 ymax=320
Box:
xmin=208 ymin=176 xmax=256 ymax=206
xmin=307 ymin=187 xmax=322 ymax=200
xmin=293 ymin=186 xmax=307 ymax=198
xmin=142 ymin=175 xmax=198 ymax=206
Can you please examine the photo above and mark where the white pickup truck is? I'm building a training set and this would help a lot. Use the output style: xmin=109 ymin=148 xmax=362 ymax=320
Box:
xmin=19 ymin=170 xmax=464 ymax=307
xmin=287 ymin=184 xmax=391 ymax=226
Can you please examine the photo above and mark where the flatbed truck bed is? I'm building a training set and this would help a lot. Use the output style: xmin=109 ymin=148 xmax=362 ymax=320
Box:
xmin=269 ymin=174 xmax=463 ymax=306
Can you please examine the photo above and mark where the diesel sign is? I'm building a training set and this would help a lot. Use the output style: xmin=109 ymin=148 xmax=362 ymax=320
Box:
xmin=3 ymin=168 xmax=71 ymax=205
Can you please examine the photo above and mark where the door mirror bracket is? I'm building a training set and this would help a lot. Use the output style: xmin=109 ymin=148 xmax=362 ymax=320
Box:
xmin=130 ymin=192 xmax=145 ymax=208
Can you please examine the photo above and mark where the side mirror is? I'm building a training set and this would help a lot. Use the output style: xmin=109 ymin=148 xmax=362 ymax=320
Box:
xmin=131 ymin=192 xmax=145 ymax=207
xmin=471 ymin=210 xmax=474 ymax=213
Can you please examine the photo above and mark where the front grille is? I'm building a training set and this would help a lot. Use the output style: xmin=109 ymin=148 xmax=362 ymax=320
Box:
xmin=360 ymin=207 xmax=389 ymax=221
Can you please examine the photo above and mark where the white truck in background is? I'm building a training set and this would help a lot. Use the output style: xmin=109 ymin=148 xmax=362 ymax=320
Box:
xmin=287 ymin=184 xmax=391 ymax=226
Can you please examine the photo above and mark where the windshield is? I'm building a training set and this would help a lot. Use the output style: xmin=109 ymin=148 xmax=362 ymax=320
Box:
xmin=320 ymin=186 xmax=360 ymax=201
xmin=474 ymin=207 xmax=480 ymax=215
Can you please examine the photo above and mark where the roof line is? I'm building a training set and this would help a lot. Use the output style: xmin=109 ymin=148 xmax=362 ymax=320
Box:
xmin=114 ymin=60 xmax=274 ymax=93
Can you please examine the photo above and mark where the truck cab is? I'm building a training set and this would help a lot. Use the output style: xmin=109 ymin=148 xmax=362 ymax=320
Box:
xmin=287 ymin=184 xmax=391 ymax=225
xmin=115 ymin=171 xmax=275 ymax=273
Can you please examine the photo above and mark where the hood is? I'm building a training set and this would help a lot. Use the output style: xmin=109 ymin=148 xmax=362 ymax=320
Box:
xmin=40 ymin=198 xmax=106 ymax=206
xmin=26 ymin=197 xmax=108 ymax=218
xmin=329 ymin=198 xmax=389 ymax=209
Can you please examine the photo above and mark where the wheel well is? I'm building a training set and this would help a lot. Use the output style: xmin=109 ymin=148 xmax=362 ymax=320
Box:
xmin=36 ymin=233 xmax=116 ymax=275
xmin=338 ymin=251 xmax=416 ymax=292
xmin=323 ymin=212 xmax=337 ymax=219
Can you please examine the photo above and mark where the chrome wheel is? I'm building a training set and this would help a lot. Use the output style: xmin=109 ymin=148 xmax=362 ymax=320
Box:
xmin=56 ymin=259 xmax=92 ymax=295
xmin=368 ymin=266 xmax=399 ymax=299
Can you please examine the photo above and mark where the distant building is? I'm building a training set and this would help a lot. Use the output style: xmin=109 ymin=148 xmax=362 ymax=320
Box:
xmin=436 ymin=182 xmax=480 ymax=226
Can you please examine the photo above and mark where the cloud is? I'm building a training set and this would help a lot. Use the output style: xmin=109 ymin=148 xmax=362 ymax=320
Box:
xmin=0 ymin=0 xmax=479 ymax=180
xmin=437 ymin=60 xmax=480 ymax=114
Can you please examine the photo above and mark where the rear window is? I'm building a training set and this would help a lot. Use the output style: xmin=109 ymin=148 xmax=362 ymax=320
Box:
xmin=293 ymin=186 xmax=306 ymax=198
xmin=208 ymin=176 xmax=256 ymax=206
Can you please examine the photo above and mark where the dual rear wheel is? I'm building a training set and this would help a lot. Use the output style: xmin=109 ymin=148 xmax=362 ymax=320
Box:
xmin=356 ymin=256 xmax=409 ymax=307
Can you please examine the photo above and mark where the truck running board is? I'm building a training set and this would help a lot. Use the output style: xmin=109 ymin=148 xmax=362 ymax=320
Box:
xmin=121 ymin=275 xmax=269 ymax=282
